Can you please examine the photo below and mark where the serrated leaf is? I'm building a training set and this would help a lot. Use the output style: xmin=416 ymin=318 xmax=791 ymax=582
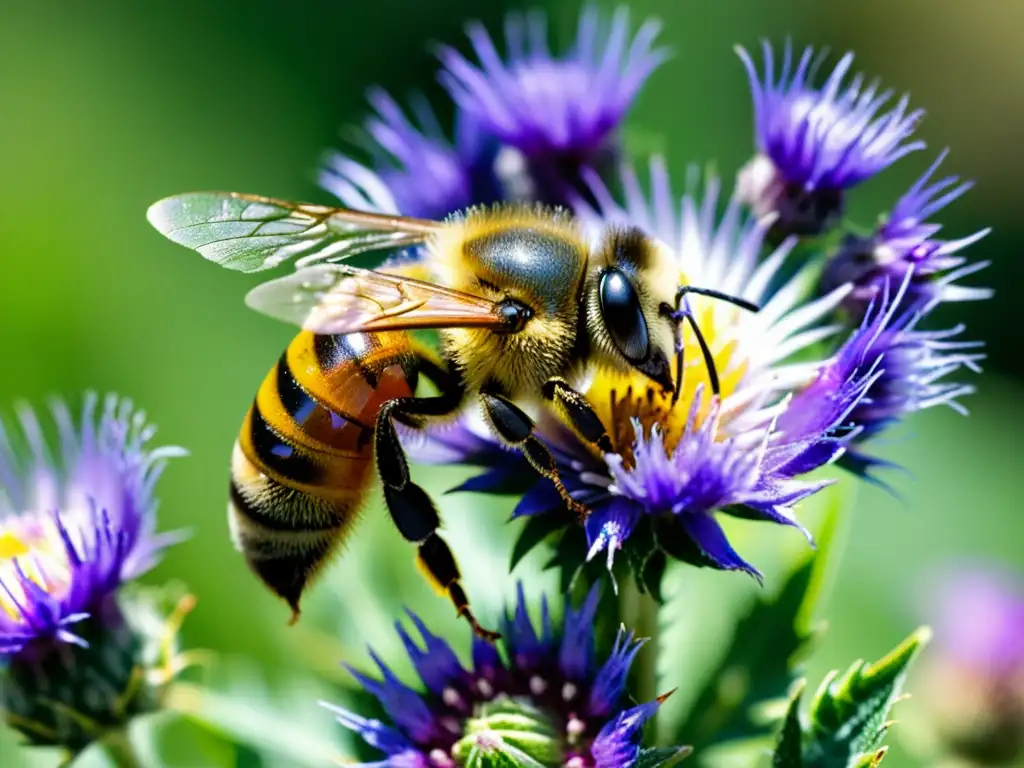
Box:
xmin=671 ymin=487 xmax=848 ymax=755
xmin=772 ymin=682 xmax=805 ymax=768
xmin=633 ymin=745 xmax=694 ymax=768
xmin=772 ymin=628 xmax=930 ymax=768
xmin=802 ymin=628 xmax=929 ymax=767
xmin=851 ymin=748 xmax=887 ymax=768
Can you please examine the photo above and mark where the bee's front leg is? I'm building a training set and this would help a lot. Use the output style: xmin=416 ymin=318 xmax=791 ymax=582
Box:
xmin=542 ymin=377 xmax=614 ymax=454
xmin=479 ymin=389 xmax=590 ymax=522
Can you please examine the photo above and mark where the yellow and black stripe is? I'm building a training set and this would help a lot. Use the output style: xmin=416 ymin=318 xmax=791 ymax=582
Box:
xmin=228 ymin=330 xmax=417 ymax=620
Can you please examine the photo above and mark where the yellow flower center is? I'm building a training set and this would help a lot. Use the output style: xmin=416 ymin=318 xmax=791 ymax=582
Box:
xmin=587 ymin=293 xmax=749 ymax=466
xmin=0 ymin=515 xmax=74 ymax=621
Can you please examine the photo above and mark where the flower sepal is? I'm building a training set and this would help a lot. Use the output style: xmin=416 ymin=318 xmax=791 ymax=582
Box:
xmin=513 ymin=499 xmax=764 ymax=601
xmin=452 ymin=698 xmax=562 ymax=767
xmin=649 ymin=517 xmax=747 ymax=579
xmin=619 ymin=519 xmax=668 ymax=602
xmin=1 ymin=582 xmax=195 ymax=754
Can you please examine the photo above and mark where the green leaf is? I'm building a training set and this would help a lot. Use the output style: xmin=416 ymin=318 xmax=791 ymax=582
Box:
xmin=624 ymin=517 xmax=668 ymax=601
xmin=772 ymin=628 xmax=930 ymax=768
xmin=803 ymin=627 xmax=930 ymax=767
xmin=670 ymin=487 xmax=848 ymax=754
xmin=772 ymin=683 xmax=806 ymax=768
xmin=139 ymin=711 xmax=242 ymax=768
xmin=640 ymin=549 xmax=668 ymax=602
xmin=510 ymin=510 xmax=570 ymax=573
xmin=163 ymin=657 xmax=344 ymax=767
xmin=545 ymin=523 xmax=595 ymax=594
xmin=633 ymin=745 xmax=694 ymax=768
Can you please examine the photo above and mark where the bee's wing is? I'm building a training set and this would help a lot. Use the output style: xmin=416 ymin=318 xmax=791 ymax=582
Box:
xmin=146 ymin=191 xmax=440 ymax=273
xmin=245 ymin=264 xmax=507 ymax=334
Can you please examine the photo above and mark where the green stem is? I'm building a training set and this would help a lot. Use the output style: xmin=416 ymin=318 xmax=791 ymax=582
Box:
xmin=101 ymin=728 xmax=144 ymax=768
xmin=618 ymin=579 xmax=660 ymax=707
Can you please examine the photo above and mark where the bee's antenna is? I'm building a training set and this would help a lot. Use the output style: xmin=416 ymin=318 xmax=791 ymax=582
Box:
xmin=662 ymin=285 xmax=761 ymax=404
xmin=676 ymin=285 xmax=761 ymax=314
xmin=685 ymin=312 xmax=719 ymax=397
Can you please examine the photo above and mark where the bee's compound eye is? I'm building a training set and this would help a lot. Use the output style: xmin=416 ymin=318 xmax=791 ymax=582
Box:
xmin=496 ymin=299 xmax=533 ymax=334
xmin=599 ymin=268 xmax=649 ymax=363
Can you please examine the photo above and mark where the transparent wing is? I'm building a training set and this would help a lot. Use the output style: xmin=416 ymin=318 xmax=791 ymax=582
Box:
xmin=146 ymin=191 xmax=440 ymax=273
xmin=245 ymin=264 xmax=507 ymax=334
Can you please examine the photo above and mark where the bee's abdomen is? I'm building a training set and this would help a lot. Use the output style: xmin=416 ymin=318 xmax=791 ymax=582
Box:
xmin=230 ymin=330 xmax=417 ymax=618
xmin=228 ymin=443 xmax=355 ymax=618
xmin=239 ymin=331 xmax=416 ymax=494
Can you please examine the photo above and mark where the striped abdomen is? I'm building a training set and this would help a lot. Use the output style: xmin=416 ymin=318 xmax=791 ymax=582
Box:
xmin=229 ymin=330 xmax=417 ymax=619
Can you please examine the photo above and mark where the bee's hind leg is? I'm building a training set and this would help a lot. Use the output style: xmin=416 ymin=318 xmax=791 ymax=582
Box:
xmin=480 ymin=389 xmax=591 ymax=522
xmin=375 ymin=369 xmax=500 ymax=642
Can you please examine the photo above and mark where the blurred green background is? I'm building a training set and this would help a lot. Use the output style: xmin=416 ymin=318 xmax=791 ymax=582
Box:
xmin=1 ymin=1 xmax=1021 ymax=765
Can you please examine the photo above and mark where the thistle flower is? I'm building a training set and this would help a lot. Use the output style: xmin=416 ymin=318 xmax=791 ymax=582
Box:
xmin=915 ymin=566 xmax=1024 ymax=765
xmin=324 ymin=584 xmax=682 ymax=767
xmin=810 ymin=276 xmax=985 ymax=477
xmin=321 ymin=88 xmax=501 ymax=219
xmin=820 ymin=150 xmax=992 ymax=318
xmin=438 ymin=6 xmax=668 ymax=208
xmin=0 ymin=393 xmax=187 ymax=752
xmin=735 ymin=41 xmax=924 ymax=238
xmin=413 ymin=158 xmax=882 ymax=581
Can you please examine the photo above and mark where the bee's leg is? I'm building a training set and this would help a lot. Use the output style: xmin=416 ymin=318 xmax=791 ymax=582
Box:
xmin=542 ymin=377 xmax=614 ymax=454
xmin=479 ymin=390 xmax=590 ymax=521
xmin=375 ymin=374 xmax=500 ymax=642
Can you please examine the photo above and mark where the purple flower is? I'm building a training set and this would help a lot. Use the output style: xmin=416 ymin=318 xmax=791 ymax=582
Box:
xmin=915 ymin=565 xmax=1024 ymax=764
xmin=821 ymin=150 xmax=992 ymax=317
xmin=321 ymin=88 xmax=501 ymax=219
xmin=0 ymin=393 xmax=187 ymax=750
xmin=438 ymin=6 xmax=668 ymax=207
xmin=414 ymin=159 xmax=867 ymax=580
xmin=790 ymin=274 xmax=984 ymax=478
xmin=931 ymin=567 xmax=1024 ymax=674
xmin=324 ymin=584 xmax=678 ymax=767
xmin=735 ymin=41 xmax=924 ymax=237
xmin=0 ymin=394 xmax=185 ymax=654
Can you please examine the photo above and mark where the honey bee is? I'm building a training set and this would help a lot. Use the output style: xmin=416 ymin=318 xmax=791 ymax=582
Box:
xmin=147 ymin=192 xmax=757 ymax=638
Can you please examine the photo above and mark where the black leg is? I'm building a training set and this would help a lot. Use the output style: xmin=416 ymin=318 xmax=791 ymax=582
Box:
xmin=542 ymin=377 xmax=614 ymax=454
xmin=375 ymin=361 xmax=500 ymax=641
xmin=480 ymin=390 xmax=590 ymax=521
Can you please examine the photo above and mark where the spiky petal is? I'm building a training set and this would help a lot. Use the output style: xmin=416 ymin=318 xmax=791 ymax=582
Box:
xmin=821 ymin=150 xmax=992 ymax=316
xmin=735 ymin=41 xmax=925 ymax=236
xmin=321 ymin=88 xmax=501 ymax=219
xmin=0 ymin=393 xmax=185 ymax=653
xmin=438 ymin=5 xmax=668 ymax=207
xmin=324 ymin=584 xmax=674 ymax=766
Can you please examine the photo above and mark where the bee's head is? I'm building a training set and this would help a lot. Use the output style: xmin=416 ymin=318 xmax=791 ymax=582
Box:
xmin=586 ymin=227 xmax=678 ymax=392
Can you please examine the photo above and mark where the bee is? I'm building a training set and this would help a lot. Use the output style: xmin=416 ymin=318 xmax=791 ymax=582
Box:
xmin=147 ymin=192 xmax=758 ymax=639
